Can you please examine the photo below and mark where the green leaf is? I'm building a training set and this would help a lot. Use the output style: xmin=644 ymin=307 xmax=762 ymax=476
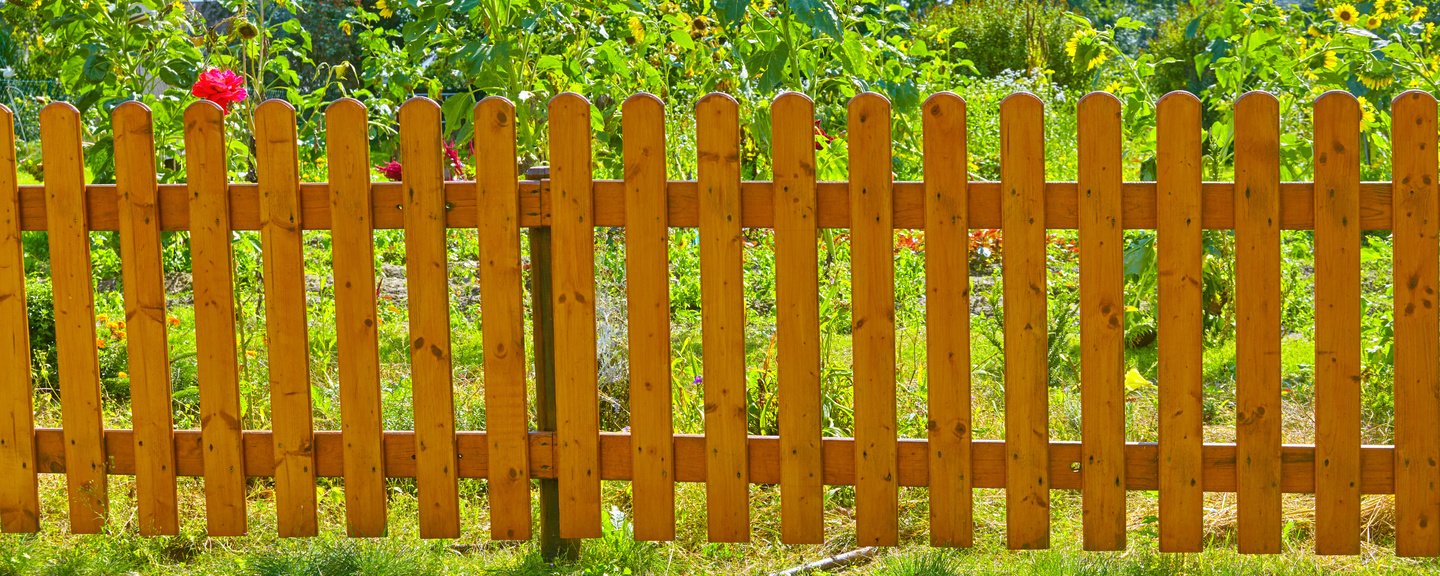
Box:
xmin=715 ymin=0 xmax=751 ymax=30
xmin=670 ymin=29 xmax=696 ymax=51
xmin=788 ymin=0 xmax=842 ymax=42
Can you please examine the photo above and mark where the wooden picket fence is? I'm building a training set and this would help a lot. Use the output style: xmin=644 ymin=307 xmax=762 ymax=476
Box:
xmin=0 ymin=89 xmax=1437 ymax=556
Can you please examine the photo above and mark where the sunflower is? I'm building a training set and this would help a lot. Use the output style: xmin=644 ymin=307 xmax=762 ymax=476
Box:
xmin=1308 ymin=25 xmax=1322 ymax=37
xmin=1360 ymin=73 xmax=1394 ymax=90
xmin=376 ymin=0 xmax=393 ymax=18
xmin=1365 ymin=15 xmax=1383 ymax=28
xmin=1413 ymin=6 xmax=1428 ymax=19
xmin=1333 ymin=3 xmax=1360 ymax=25
xmin=1358 ymin=96 xmax=1376 ymax=124
xmin=627 ymin=15 xmax=645 ymax=42
xmin=1323 ymin=50 xmax=1338 ymax=70
xmin=1375 ymin=0 xmax=1391 ymax=16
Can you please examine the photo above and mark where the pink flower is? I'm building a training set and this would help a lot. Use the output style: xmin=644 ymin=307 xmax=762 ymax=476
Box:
xmin=813 ymin=120 xmax=835 ymax=151
xmin=191 ymin=68 xmax=247 ymax=114
xmin=377 ymin=161 xmax=402 ymax=181
xmin=444 ymin=140 xmax=468 ymax=180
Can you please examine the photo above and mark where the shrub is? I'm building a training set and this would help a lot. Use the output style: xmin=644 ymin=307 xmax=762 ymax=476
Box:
xmin=925 ymin=0 xmax=1094 ymax=89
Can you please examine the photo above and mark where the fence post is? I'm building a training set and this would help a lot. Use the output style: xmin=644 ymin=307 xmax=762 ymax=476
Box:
xmin=526 ymin=165 xmax=581 ymax=561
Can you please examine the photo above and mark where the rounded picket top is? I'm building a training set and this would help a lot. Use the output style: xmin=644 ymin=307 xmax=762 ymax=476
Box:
xmin=1393 ymin=88 xmax=1437 ymax=110
xmin=1077 ymin=90 xmax=1121 ymax=115
xmin=1314 ymin=89 xmax=1358 ymax=110
xmin=398 ymin=96 xmax=440 ymax=125
xmin=848 ymin=91 xmax=891 ymax=113
xmin=112 ymin=99 xmax=152 ymax=120
xmin=999 ymin=90 xmax=1042 ymax=113
xmin=183 ymin=99 xmax=224 ymax=123
xmin=622 ymin=92 xmax=663 ymax=116
xmin=1156 ymin=90 xmax=1200 ymax=114
xmin=772 ymin=90 xmax=814 ymax=109
xmin=697 ymin=91 xmax=739 ymax=116
xmin=325 ymin=97 xmax=367 ymax=119
xmin=922 ymin=91 xmax=965 ymax=115
xmin=256 ymin=97 xmax=296 ymax=115
xmin=476 ymin=95 xmax=516 ymax=128
xmin=0 ymin=102 xmax=11 ymax=120
xmin=1235 ymin=90 xmax=1279 ymax=115
xmin=922 ymin=92 xmax=966 ymax=143
xmin=39 ymin=101 xmax=80 ymax=125
xmin=549 ymin=91 xmax=591 ymax=113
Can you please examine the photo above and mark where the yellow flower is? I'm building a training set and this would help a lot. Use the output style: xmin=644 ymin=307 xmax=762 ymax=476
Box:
xmin=97 ymin=314 xmax=108 ymax=322
xmin=1125 ymin=369 xmax=1153 ymax=391
xmin=1333 ymin=3 xmax=1360 ymax=25
xmin=118 ymin=372 xmax=128 ymax=379
xmin=105 ymin=321 xmax=119 ymax=330
xmin=1323 ymin=50 xmax=1338 ymax=69
xmin=628 ymin=15 xmax=645 ymax=42
xmin=1358 ymin=96 xmax=1376 ymax=124
xmin=340 ymin=21 xmax=351 ymax=36
xmin=1360 ymin=73 xmax=1393 ymax=90
xmin=1413 ymin=6 xmax=1428 ymax=19
xmin=377 ymin=0 xmax=393 ymax=18
xmin=1307 ymin=25 xmax=1322 ymax=37
xmin=95 ymin=338 xmax=106 ymax=349
xmin=1065 ymin=33 xmax=1079 ymax=59
xmin=245 ymin=350 xmax=258 ymax=358
xmin=1365 ymin=15 xmax=1382 ymax=29
xmin=1087 ymin=51 xmax=1107 ymax=71
xmin=1375 ymin=0 xmax=1392 ymax=16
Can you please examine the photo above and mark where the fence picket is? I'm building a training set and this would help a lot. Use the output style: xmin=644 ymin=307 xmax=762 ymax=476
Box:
xmin=1234 ymin=91 xmax=1282 ymax=554
xmin=549 ymin=92 xmax=603 ymax=539
xmin=0 ymin=103 xmax=39 ymax=534
xmin=183 ymin=101 xmax=247 ymax=536
xmin=849 ymin=92 xmax=899 ymax=547
xmin=697 ymin=93 xmax=750 ymax=543
xmin=1077 ymin=92 xmax=1126 ymax=551
xmin=1392 ymin=89 xmax=1440 ymax=558
xmin=255 ymin=100 xmax=318 ymax=537
xmin=398 ymin=97 xmax=461 ymax=539
xmin=113 ymin=102 xmax=178 ymax=536
xmin=476 ymin=96 xmax=533 ymax=541
xmin=1000 ymin=93 xmax=1050 ymax=550
xmin=622 ymin=94 xmax=675 ymax=542
xmin=40 ymin=102 xmax=108 ymax=534
xmin=921 ymin=92 xmax=972 ymax=548
xmin=1155 ymin=91 xmax=1204 ymax=552
xmin=1312 ymin=91 xmax=1362 ymax=555
xmin=325 ymin=98 xmax=388 ymax=537
xmin=772 ymin=91 xmax=824 ymax=545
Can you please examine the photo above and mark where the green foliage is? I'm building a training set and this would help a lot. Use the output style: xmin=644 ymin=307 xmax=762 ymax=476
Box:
xmin=927 ymin=0 xmax=1092 ymax=88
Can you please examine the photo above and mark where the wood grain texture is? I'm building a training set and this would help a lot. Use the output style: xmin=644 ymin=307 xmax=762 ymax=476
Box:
xmin=1155 ymin=91 xmax=1204 ymax=553
xmin=772 ymin=91 xmax=824 ymax=545
xmin=12 ymin=180 xmax=1413 ymax=233
xmin=921 ymin=92 xmax=971 ymax=548
xmin=476 ymin=97 xmax=533 ymax=541
xmin=40 ymin=102 xmax=108 ymax=534
xmin=398 ymin=98 xmax=461 ymax=539
xmin=254 ymin=99 xmax=318 ymax=537
xmin=1234 ymin=91 xmax=1282 ymax=554
xmin=1076 ymin=92 xmax=1125 ymax=551
xmin=849 ymin=93 xmax=899 ymax=547
xmin=113 ymin=102 xmax=178 ymax=535
xmin=548 ymin=92 xmax=602 ymax=539
xmin=29 ymin=428 xmax=1408 ymax=495
xmin=325 ymin=98 xmax=387 ymax=537
xmin=183 ymin=101 xmax=247 ymax=536
xmin=1000 ymin=93 xmax=1050 ymax=550
xmin=697 ymin=93 xmax=750 ymax=543
xmin=0 ymin=103 xmax=39 ymax=534
xmin=1312 ymin=90 xmax=1362 ymax=556
xmin=621 ymin=94 xmax=675 ymax=542
xmin=1391 ymin=89 xmax=1440 ymax=558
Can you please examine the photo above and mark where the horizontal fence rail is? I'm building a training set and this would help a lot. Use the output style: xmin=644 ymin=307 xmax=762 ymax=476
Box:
xmin=0 ymin=89 xmax=1436 ymax=557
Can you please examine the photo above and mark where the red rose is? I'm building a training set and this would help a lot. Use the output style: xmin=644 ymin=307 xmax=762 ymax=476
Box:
xmin=191 ymin=68 xmax=248 ymax=114
xmin=376 ymin=161 xmax=402 ymax=182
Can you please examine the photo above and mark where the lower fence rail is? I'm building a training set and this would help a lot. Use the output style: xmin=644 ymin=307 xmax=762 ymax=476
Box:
xmin=30 ymin=429 xmax=1399 ymax=494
